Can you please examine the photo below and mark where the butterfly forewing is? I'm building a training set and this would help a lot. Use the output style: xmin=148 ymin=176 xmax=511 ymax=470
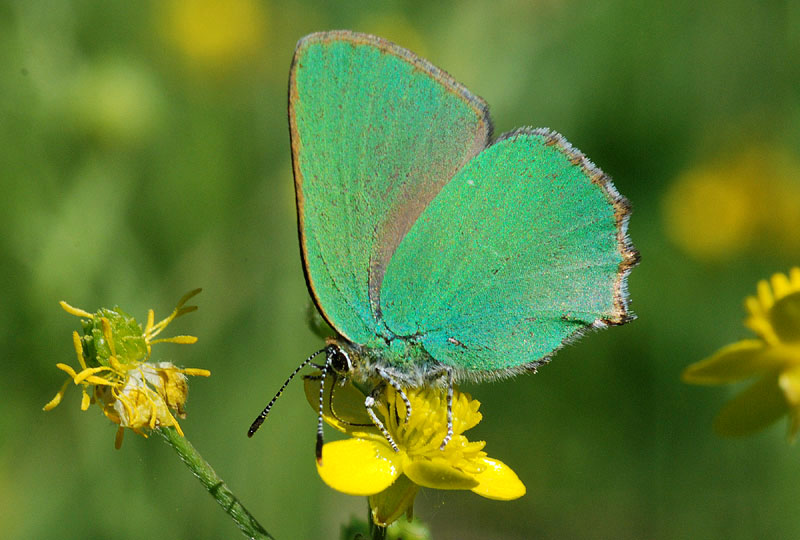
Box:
xmin=290 ymin=31 xmax=491 ymax=345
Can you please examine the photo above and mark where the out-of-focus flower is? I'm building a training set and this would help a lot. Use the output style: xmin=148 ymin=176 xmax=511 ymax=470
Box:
xmin=305 ymin=377 xmax=525 ymax=527
xmin=158 ymin=0 xmax=268 ymax=75
xmin=662 ymin=161 xmax=755 ymax=260
xmin=68 ymin=60 xmax=162 ymax=147
xmin=683 ymin=268 xmax=800 ymax=437
xmin=663 ymin=147 xmax=800 ymax=261
xmin=44 ymin=289 xmax=210 ymax=448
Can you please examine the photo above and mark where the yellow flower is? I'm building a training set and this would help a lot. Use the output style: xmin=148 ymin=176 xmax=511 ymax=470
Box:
xmin=662 ymin=163 xmax=755 ymax=260
xmin=663 ymin=147 xmax=800 ymax=261
xmin=683 ymin=268 xmax=800 ymax=437
xmin=304 ymin=377 xmax=525 ymax=527
xmin=158 ymin=0 xmax=268 ymax=75
xmin=44 ymin=290 xmax=210 ymax=448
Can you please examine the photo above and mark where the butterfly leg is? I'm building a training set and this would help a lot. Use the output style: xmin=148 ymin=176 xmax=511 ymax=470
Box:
xmin=365 ymin=383 xmax=400 ymax=452
xmin=422 ymin=365 xmax=454 ymax=449
xmin=376 ymin=367 xmax=412 ymax=423
xmin=439 ymin=367 xmax=454 ymax=450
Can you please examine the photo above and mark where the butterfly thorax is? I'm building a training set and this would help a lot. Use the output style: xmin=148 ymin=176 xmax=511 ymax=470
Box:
xmin=331 ymin=335 xmax=443 ymax=387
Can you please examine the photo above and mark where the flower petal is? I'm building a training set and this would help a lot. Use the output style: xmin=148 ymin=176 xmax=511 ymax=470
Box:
xmin=316 ymin=439 xmax=400 ymax=496
xmin=779 ymin=366 xmax=800 ymax=439
xmin=403 ymin=457 xmax=478 ymax=490
xmin=682 ymin=340 xmax=775 ymax=384
xmin=369 ymin=474 xmax=419 ymax=527
xmin=771 ymin=272 xmax=792 ymax=298
xmin=757 ymin=279 xmax=774 ymax=311
xmin=769 ymin=292 xmax=800 ymax=343
xmin=470 ymin=457 xmax=526 ymax=500
xmin=778 ymin=365 xmax=800 ymax=405
xmin=303 ymin=374 xmax=381 ymax=439
xmin=713 ymin=374 xmax=788 ymax=436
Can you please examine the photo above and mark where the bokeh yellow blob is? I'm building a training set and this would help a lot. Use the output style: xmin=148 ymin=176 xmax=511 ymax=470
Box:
xmin=663 ymin=164 xmax=756 ymax=260
xmin=69 ymin=60 xmax=162 ymax=146
xmin=159 ymin=0 xmax=268 ymax=74
xmin=663 ymin=147 xmax=800 ymax=261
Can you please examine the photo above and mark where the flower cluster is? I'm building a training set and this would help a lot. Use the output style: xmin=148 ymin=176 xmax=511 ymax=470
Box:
xmin=683 ymin=268 xmax=800 ymax=437
xmin=44 ymin=289 xmax=210 ymax=448
xmin=305 ymin=376 xmax=525 ymax=526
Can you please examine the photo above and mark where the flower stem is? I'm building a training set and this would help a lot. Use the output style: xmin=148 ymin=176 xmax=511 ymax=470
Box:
xmin=158 ymin=427 xmax=274 ymax=540
xmin=368 ymin=503 xmax=387 ymax=540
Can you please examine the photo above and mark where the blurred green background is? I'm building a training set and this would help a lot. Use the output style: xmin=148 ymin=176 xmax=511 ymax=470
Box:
xmin=2 ymin=0 xmax=800 ymax=538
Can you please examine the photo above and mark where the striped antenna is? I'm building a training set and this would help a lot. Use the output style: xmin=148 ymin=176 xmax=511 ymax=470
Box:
xmin=315 ymin=352 xmax=332 ymax=464
xmin=247 ymin=348 xmax=327 ymax=437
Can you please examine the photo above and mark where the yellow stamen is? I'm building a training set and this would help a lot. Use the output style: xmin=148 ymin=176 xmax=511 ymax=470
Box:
xmin=81 ymin=391 xmax=91 ymax=410
xmin=170 ymin=411 xmax=185 ymax=436
xmin=71 ymin=331 xmax=88 ymax=371
xmin=43 ymin=379 xmax=72 ymax=411
xmin=60 ymin=301 xmax=94 ymax=319
xmin=109 ymin=355 xmax=126 ymax=373
xmin=73 ymin=366 xmax=114 ymax=385
xmin=83 ymin=375 xmax=116 ymax=386
xmin=143 ymin=390 xmax=158 ymax=429
xmin=117 ymin=391 xmax=136 ymax=425
xmin=101 ymin=317 xmax=117 ymax=357
xmin=180 ymin=368 xmax=211 ymax=377
xmin=55 ymin=363 xmax=79 ymax=378
xmin=145 ymin=308 xmax=155 ymax=335
xmin=145 ymin=288 xmax=201 ymax=341
xmin=150 ymin=335 xmax=198 ymax=345
xmin=175 ymin=287 xmax=203 ymax=309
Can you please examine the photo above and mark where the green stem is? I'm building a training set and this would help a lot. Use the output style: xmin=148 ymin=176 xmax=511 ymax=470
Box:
xmin=158 ymin=427 xmax=275 ymax=540
xmin=367 ymin=503 xmax=387 ymax=540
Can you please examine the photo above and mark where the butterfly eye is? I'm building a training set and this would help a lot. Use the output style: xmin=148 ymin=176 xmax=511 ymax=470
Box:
xmin=328 ymin=346 xmax=352 ymax=374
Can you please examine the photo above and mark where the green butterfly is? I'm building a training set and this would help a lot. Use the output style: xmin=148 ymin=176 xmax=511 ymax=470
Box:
xmin=249 ymin=31 xmax=638 ymax=458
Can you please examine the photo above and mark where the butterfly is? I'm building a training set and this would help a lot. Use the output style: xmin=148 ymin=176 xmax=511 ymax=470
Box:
xmin=248 ymin=30 xmax=639 ymax=460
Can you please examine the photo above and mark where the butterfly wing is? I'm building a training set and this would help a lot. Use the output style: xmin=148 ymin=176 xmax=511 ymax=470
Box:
xmin=379 ymin=128 xmax=638 ymax=378
xmin=290 ymin=31 xmax=491 ymax=344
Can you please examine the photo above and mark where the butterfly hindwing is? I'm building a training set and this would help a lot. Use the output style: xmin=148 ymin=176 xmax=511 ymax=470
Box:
xmin=379 ymin=129 xmax=637 ymax=378
xmin=290 ymin=31 xmax=491 ymax=344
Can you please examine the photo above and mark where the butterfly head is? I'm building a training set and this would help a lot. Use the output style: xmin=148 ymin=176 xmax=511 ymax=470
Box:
xmin=325 ymin=341 xmax=352 ymax=376
xmin=323 ymin=338 xmax=381 ymax=384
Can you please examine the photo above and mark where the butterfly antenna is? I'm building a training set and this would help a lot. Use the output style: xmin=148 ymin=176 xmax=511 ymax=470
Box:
xmin=247 ymin=348 xmax=326 ymax=437
xmin=315 ymin=351 xmax=333 ymax=464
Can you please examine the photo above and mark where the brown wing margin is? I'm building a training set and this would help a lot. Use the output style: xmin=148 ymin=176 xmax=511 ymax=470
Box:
xmin=524 ymin=127 xmax=640 ymax=326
